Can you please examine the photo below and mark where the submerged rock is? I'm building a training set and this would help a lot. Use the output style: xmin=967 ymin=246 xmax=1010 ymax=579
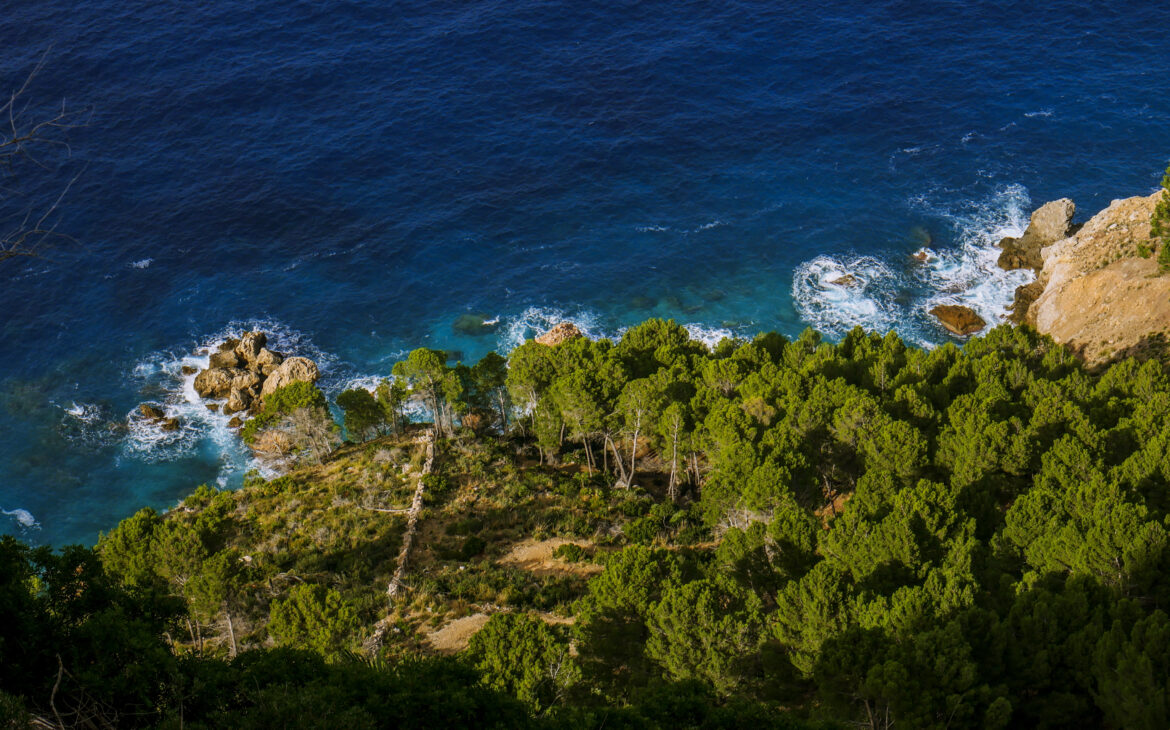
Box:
xmin=930 ymin=305 xmax=986 ymax=336
xmin=998 ymin=198 xmax=1075 ymax=272
xmin=535 ymin=322 xmax=582 ymax=346
xmin=452 ymin=313 xmax=498 ymax=336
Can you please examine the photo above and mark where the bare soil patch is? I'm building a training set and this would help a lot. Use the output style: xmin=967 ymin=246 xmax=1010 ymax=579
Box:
xmin=497 ymin=537 xmax=603 ymax=578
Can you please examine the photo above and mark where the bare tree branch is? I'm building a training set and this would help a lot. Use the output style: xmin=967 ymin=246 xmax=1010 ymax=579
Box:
xmin=0 ymin=49 xmax=91 ymax=263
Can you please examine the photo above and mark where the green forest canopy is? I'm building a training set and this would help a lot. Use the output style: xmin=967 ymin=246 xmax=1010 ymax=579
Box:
xmin=4 ymin=320 xmax=1170 ymax=729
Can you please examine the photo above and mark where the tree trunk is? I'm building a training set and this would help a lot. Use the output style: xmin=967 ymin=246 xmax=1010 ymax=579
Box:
xmin=629 ymin=423 xmax=640 ymax=485
xmin=605 ymin=434 xmax=628 ymax=487
xmin=668 ymin=426 xmax=679 ymax=502
xmin=583 ymin=438 xmax=594 ymax=475
xmin=225 ymin=610 xmax=238 ymax=658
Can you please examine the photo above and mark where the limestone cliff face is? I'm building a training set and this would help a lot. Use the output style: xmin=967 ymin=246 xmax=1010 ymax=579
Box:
xmin=1022 ymin=190 xmax=1168 ymax=365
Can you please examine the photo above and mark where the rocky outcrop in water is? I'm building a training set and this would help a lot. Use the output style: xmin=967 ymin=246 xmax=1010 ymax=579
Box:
xmin=136 ymin=402 xmax=181 ymax=431
xmin=929 ymin=305 xmax=986 ymax=336
xmin=260 ymin=357 xmax=320 ymax=397
xmin=997 ymin=198 xmax=1076 ymax=272
xmin=535 ymin=322 xmax=582 ymax=346
xmin=192 ymin=332 xmax=317 ymax=418
xmin=1013 ymin=190 xmax=1169 ymax=366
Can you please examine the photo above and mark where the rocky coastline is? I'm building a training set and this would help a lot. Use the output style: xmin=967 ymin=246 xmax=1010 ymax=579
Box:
xmin=1002 ymin=189 xmax=1167 ymax=365
xmin=190 ymin=331 xmax=320 ymax=427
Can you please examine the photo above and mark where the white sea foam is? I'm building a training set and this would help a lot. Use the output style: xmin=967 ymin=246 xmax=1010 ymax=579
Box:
xmin=792 ymin=255 xmax=901 ymax=337
xmin=496 ymin=306 xmax=608 ymax=352
xmin=1024 ymin=109 xmax=1053 ymax=118
xmin=58 ymin=401 xmax=121 ymax=450
xmin=682 ymin=323 xmax=737 ymax=350
xmin=119 ymin=318 xmax=340 ymax=480
xmin=790 ymin=183 xmax=1035 ymax=342
xmin=911 ymin=183 xmax=1033 ymax=331
xmin=130 ymin=258 xmax=153 ymax=269
xmin=64 ymin=401 xmax=104 ymax=424
xmin=2 ymin=508 xmax=39 ymax=529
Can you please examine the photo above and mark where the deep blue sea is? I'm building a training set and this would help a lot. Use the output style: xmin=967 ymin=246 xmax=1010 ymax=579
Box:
xmin=2 ymin=1 xmax=1168 ymax=546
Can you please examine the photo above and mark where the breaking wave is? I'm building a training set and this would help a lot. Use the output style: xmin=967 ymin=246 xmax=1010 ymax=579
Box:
xmin=791 ymin=183 xmax=1036 ymax=342
xmin=792 ymin=255 xmax=902 ymax=338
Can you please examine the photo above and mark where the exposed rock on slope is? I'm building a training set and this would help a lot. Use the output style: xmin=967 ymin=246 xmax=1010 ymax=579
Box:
xmin=535 ymin=322 xmax=582 ymax=346
xmin=997 ymin=198 xmax=1076 ymax=272
xmin=1014 ymin=191 xmax=1168 ymax=366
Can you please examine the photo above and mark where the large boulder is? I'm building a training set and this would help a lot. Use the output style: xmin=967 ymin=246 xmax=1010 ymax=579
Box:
xmin=223 ymin=388 xmax=253 ymax=415
xmin=998 ymin=198 xmax=1075 ymax=272
xmin=535 ymin=322 xmax=582 ymax=346
xmin=231 ymin=370 xmax=263 ymax=394
xmin=208 ymin=349 xmax=241 ymax=369
xmin=235 ymin=331 xmax=268 ymax=366
xmin=930 ymin=305 xmax=987 ymax=336
xmin=138 ymin=403 xmax=166 ymax=421
xmin=193 ymin=367 xmax=239 ymax=398
xmin=260 ymin=357 xmax=320 ymax=397
xmin=255 ymin=347 xmax=284 ymax=375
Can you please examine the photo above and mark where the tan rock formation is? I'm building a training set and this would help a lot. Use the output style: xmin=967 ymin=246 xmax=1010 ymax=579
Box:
xmin=193 ymin=367 xmax=241 ymax=398
xmin=929 ymin=305 xmax=986 ymax=336
xmin=234 ymin=331 xmax=267 ymax=365
xmin=535 ymin=322 xmax=582 ymax=346
xmin=997 ymin=198 xmax=1075 ymax=272
xmin=1024 ymin=191 xmax=1168 ymax=366
xmin=260 ymin=356 xmax=321 ymax=397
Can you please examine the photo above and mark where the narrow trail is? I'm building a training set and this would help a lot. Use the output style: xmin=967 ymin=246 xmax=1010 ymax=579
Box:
xmin=365 ymin=428 xmax=434 ymax=654
xmin=386 ymin=429 xmax=434 ymax=599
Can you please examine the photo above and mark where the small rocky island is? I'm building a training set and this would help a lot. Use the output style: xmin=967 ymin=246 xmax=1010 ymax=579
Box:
xmin=191 ymin=331 xmax=320 ymax=427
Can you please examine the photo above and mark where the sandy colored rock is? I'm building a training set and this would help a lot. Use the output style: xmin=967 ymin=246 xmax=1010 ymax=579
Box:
xmin=223 ymin=388 xmax=252 ymax=415
xmin=260 ymin=356 xmax=320 ymax=397
xmin=535 ymin=322 xmax=582 ymax=346
xmin=234 ymin=331 xmax=267 ymax=365
xmin=1025 ymin=191 xmax=1169 ymax=365
xmin=998 ymin=198 xmax=1076 ymax=272
xmin=255 ymin=347 xmax=283 ymax=374
xmin=231 ymin=370 xmax=262 ymax=393
xmin=208 ymin=349 xmax=241 ymax=369
xmin=929 ymin=305 xmax=987 ymax=336
xmin=829 ymin=274 xmax=860 ymax=287
xmin=160 ymin=418 xmax=180 ymax=432
xmin=194 ymin=368 xmax=242 ymax=398
xmin=138 ymin=403 xmax=166 ymax=421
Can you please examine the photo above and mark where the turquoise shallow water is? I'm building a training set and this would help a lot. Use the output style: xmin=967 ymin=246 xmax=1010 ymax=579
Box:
xmin=1 ymin=1 xmax=1169 ymax=545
